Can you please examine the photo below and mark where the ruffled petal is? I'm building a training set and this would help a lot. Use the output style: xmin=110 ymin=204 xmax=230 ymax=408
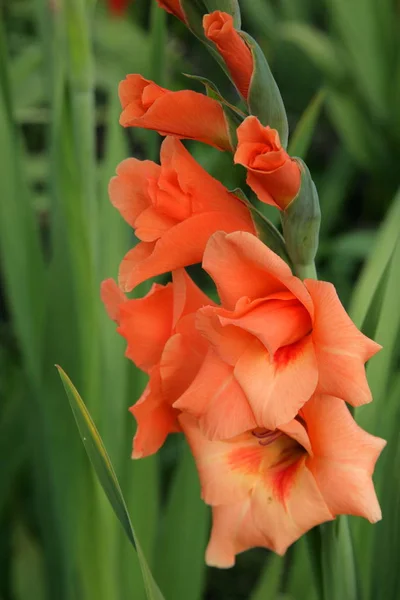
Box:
xmin=119 ymin=213 xmax=254 ymax=292
xmin=118 ymin=282 xmax=173 ymax=371
xmin=175 ymin=348 xmax=257 ymax=440
xmin=130 ymin=367 xmax=180 ymax=458
xmin=108 ymin=158 xmax=160 ymax=229
xmin=203 ymin=231 xmax=314 ymax=315
xmin=306 ymin=279 xmax=381 ymax=406
xmin=304 ymin=395 xmax=386 ymax=522
xmin=171 ymin=268 xmax=214 ymax=327
xmin=100 ymin=278 xmax=127 ymax=322
xmin=234 ymin=336 xmax=318 ymax=429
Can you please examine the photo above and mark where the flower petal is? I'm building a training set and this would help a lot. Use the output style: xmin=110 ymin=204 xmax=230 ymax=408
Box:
xmin=119 ymin=76 xmax=231 ymax=151
xmin=306 ymin=279 xmax=381 ymax=406
xmin=175 ymin=348 xmax=257 ymax=440
xmin=203 ymin=11 xmax=253 ymax=99
xmin=304 ymin=395 xmax=386 ymax=522
xmin=108 ymin=158 xmax=160 ymax=229
xmin=100 ymin=278 xmax=127 ymax=322
xmin=130 ymin=367 xmax=180 ymax=458
xmin=203 ymin=231 xmax=314 ymax=315
xmin=119 ymin=213 xmax=254 ymax=292
xmin=171 ymin=268 xmax=215 ymax=328
xmin=205 ymin=462 xmax=332 ymax=565
xmin=234 ymin=336 xmax=318 ymax=429
xmin=118 ymin=282 xmax=173 ymax=371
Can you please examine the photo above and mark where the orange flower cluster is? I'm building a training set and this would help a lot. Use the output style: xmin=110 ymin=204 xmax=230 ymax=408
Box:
xmin=101 ymin=6 xmax=385 ymax=567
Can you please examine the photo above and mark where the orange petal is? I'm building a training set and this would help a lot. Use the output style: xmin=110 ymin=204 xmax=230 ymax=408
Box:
xmin=175 ymin=348 xmax=257 ymax=440
xmin=130 ymin=367 xmax=179 ymax=458
xmin=108 ymin=158 xmax=160 ymax=229
xmin=203 ymin=12 xmax=253 ymax=99
xmin=160 ymin=330 xmax=208 ymax=403
xmin=100 ymin=278 xmax=127 ymax=322
xmin=134 ymin=205 xmax=179 ymax=242
xmin=204 ymin=462 xmax=332 ymax=565
xmin=196 ymin=305 xmax=255 ymax=366
xmin=218 ymin=297 xmax=312 ymax=356
xmin=234 ymin=117 xmax=301 ymax=210
xmin=180 ymin=414 xmax=258 ymax=506
xmin=202 ymin=231 xmax=314 ymax=315
xmin=234 ymin=336 xmax=318 ymax=429
xmin=206 ymin=462 xmax=333 ymax=565
xmin=171 ymin=268 xmax=214 ymax=327
xmin=119 ymin=212 xmax=254 ymax=292
xmin=306 ymin=279 xmax=381 ymax=406
xmin=119 ymin=76 xmax=231 ymax=151
xmin=304 ymin=395 xmax=386 ymax=522
xmin=159 ymin=137 xmax=253 ymax=218
xmin=118 ymin=282 xmax=173 ymax=371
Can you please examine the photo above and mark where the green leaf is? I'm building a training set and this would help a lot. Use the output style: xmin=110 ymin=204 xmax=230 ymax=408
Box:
xmin=155 ymin=445 xmax=208 ymax=600
xmin=349 ymin=188 xmax=400 ymax=329
xmin=324 ymin=0 xmax=388 ymax=120
xmin=241 ymin=31 xmax=289 ymax=148
xmin=288 ymin=89 xmax=326 ymax=160
xmin=320 ymin=518 xmax=358 ymax=600
xmin=56 ymin=366 xmax=165 ymax=600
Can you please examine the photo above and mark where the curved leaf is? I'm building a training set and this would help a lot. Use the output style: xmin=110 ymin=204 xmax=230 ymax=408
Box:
xmin=56 ymin=366 xmax=164 ymax=600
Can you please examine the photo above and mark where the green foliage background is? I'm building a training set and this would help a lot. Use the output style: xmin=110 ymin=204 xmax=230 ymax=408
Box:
xmin=0 ymin=1 xmax=399 ymax=599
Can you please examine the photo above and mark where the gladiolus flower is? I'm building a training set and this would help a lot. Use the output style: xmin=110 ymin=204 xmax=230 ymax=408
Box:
xmin=203 ymin=12 xmax=253 ymax=100
xmin=101 ymin=269 xmax=212 ymax=458
xmin=156 ymin=0 xmax=185 ymax=22
xmin=234 ymin=116 xmax=301 ymax=209
xmin=109 ymin=136 xmax=255 ymax=292
xmin=181 ymin=395 xmax=385 ymax=566
xmin=119 ymin=75 xmax=232 ymax=151
xmin=175 ymin=231 xmax=381 ymax=438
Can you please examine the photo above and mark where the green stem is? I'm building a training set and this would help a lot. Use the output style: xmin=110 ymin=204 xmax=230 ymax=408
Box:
xmin=293 ymin=261 xmax=317 ymax=280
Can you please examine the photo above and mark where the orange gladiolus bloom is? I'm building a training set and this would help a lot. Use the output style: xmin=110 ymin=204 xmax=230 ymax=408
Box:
xmin=119 ymin=75 xmax=232 ymax=151
xmin=175 ymin=231 xmax=381 ymax=438
xmin=156 ymin=0 xmax=185 ymax=22
xmin=109 ymin=136 xmax=255 ymax=292
xmin=101 ymin=269 xmax=211 ymax=458
xmin=181 ymin=395 xmax=385 ymax=566
xmin=203 ymin=11 xmax=253 ymax=100
xmin=235 ymin=116 xmax=301 ymax=209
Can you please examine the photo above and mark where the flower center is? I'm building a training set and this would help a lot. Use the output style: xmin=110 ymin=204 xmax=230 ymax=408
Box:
xmin=252 ymin=427 xmax=282 ymax=446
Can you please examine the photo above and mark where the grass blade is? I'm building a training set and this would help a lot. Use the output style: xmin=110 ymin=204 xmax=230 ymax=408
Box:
xmin=349 ymin=188 xmax=400 ymax=329
xmin=288 ymin=89 xmax=326 ymax=160
xmin=56 ymin=366 xmax=165 ymax=600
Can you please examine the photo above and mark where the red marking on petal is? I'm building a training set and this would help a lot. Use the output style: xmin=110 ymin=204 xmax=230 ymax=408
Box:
xmin=271 ymin=455 xmax=305 ymax=505
xmin=228 ymin=446 xmax=262 ymax=476
xmin=274 ymin=337 xmax=309 ymax=370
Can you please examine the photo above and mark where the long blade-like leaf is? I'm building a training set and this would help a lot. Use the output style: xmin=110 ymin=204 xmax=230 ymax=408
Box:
xmin=56 ymin=366 xmax=164 ymax=600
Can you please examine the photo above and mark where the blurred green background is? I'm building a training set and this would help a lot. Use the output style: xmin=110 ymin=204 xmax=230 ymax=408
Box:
xmin=0 ymin=1 xmax=399 ymax=599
